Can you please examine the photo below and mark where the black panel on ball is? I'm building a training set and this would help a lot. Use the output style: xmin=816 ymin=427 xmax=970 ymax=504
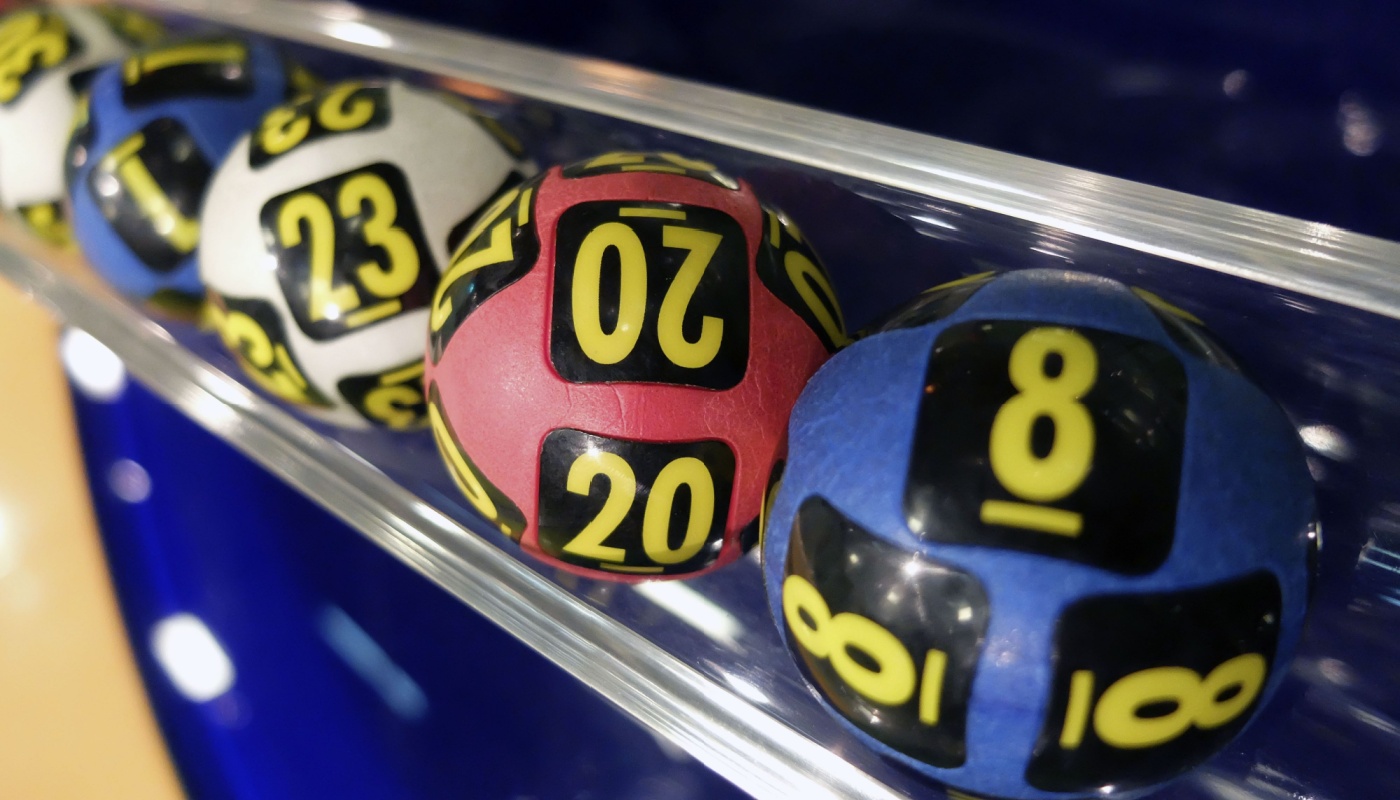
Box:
xmin=87 ymin=117 xmax=210 ymax=274
xmin=785 ymin=496 xmax=989 ymax=768
xmin=550 ymin=200 xmax=750 ymax=389
xmin=261 ymin=162 xmax=437 ymax=342
xmin=905 ymin=320 xmax=1187 ymax=575
xmin=1027 ymin=573 xmax=1282 ymax=792
xmin=536 ymin=429 xmax=736 ymax=577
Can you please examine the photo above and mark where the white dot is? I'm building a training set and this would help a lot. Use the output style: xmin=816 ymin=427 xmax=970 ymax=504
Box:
xmin=1299 ymin=424 xmax=1355 ymax=461
xmin=60 ymin=329 xmax=127 ymax=401
xmin=150 ymin=614 xmax=236 ymax=702
xmin=107 ymin=459 xmax=151 ymax=503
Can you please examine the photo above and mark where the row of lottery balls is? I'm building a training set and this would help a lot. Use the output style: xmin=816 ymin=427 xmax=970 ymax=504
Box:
xmin=3 ymin=16 xmax=852 ymax=582
xmin=7 ymin=11 xmax=1320 ymax=800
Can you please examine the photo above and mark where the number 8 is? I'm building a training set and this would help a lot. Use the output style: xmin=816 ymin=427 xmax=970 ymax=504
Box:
xmin=989 ymin=327 xmax=1097 ymax=503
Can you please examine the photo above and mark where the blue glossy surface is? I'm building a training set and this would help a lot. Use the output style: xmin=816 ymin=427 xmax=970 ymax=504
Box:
xmin=70 ymin=375 xmax=744 ymax=799
xmin=68 ymin=36 xmax=291 ymax=300
xmin=761 ymin=270 xmax=1314 ymax=798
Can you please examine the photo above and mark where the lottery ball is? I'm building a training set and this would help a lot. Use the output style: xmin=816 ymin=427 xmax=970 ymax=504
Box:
xmin=762 ymin=269 xmax=1315 ymax=799
xmin=199 ymin=78 xmax=529 ymax=430
xmin=0 ymin=5 xmax=162 ymax=244
xmin=66 ymin=35 xmax=313 ymax=309
xmin=426 ymin=151 xmax=849 ymax=581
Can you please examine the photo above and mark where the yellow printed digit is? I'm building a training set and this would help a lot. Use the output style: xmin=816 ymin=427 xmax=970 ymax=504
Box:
xmin=217 ymin=310 xmax=313 ymax=404
xmin=257 ymin=105 xmax=311 ymax=157
xmin=431 ymin=213 xmax=517 ymax=332
xmin=980 ymin=327 xmax=1098 ymax=537
xmin=572 ymin=221 xmax=647 ymax=365
xmin=641 ymin=456 xmax=715 ymax=564
xmin=339 ymin=172 xmax=420 ymax=302
xmin=1061 ymin=653 xmax=1267 ymax=751
xmin=278 ymin=193 xmax=358 ymax=321
xmin=989 ymin=327 xmax=1097 ymax=501
xmin=563 ymin=450 xmax=636 ymax=562
xmin=583 ymin=152 xmax=647 ymax=169
xmin=0 ymin=13 xmax=67 ymax=103
xmin=784 ymin=250 xmax=851 ymax=347
xmin=362 ymin=363 xmax=424 ymax=430
xmin=316 ymin=82 xmax=375 ymax=131
xmin=428 ymin=401 xmax=501 ymax=524
xmin=125 ymin=40 xmax=245 ymax=84
xmin=782 ymin=574 xmax=947 ymax=720
xmin=656 ymin=226 xmax=724 ymax=368
xmin=102 ymin=134 xmax=200 ymax=253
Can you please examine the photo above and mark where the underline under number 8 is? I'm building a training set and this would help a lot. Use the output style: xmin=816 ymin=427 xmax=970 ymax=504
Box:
xmin=980 ymin=327 xmax=1098 ymax=538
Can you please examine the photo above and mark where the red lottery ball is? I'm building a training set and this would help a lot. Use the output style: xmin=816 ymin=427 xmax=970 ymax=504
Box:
xmin=426 ymin=151 xmax=848 ymax=581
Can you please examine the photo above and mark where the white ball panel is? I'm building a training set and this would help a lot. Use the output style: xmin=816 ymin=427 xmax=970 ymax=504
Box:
xmin=200 ymin=79 xmax=525 ymax=428
xmin=0 ymin=8 xmax=135 ymax=208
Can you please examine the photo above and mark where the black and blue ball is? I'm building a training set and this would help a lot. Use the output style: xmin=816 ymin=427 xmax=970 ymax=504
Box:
xmin=66 ymin=35 xmax=312 ymax=310
xmin=761 ymin=269 xmax=1315 ymax=799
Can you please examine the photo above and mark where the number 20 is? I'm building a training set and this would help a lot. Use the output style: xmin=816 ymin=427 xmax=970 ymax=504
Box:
xmin=563 ymin=450 xmax=716 ymax=568
xmin=572 ymin=222 xmax=724 ymax=369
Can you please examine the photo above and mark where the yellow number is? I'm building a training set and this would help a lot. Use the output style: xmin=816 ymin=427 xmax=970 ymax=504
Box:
xmin=657 ymin=226 xmax=724 ymax=368
xmin=256 ymin=105 xmax=311 ymax=157
xmin=362 ymin=362 xmax=424 ymax=430
xmin=20 ymin=203 xmax=71 ymax=247
xmin=274 ymin=171 xmax=420 ymax=328
xmin=582 ymin=151 xmax=720 ymax=178
xmin=563 ymin=450 xmax=636 ymax=562
xmin=124 ymin=41 xmax=245 ymax=84
xmin=278 ymin=193 xmax=354 ymax=321
xmin=560 ymin=451 xmax=719 ymax=568
xmin=342 ymin=173 xmax=419 ymax=299
xmin=641 ymin=456 xmax=715 ymax=564
xmin=784 ymin=250 xmax=851 ymax=347
xmin=572 ymin=221 xmax=728 ymax=368
xmin=989 ymin=327 xmax=1097 ymax=502
xmin=214 ymin=308 xmax=315 ymax=405
xmin=317 ymin=82 xmax=376 ymax=131
xmin=657 ymin=152 xmax=718 ymax=173
xmin=364 ymin=384 xmax=422 ymax=429
xmin=256 ymin=83 xmax=377 ymax=158
xmin=572 ymin=221 xmax=647 ymax=365
xmin=782 ymin=574 xmax=945 ymax=716
xmin=428 ymin=400 xmax=503 ymax=525
xmin=0 ymin=12 xmax=68 ymax=103
xmin=1060 ymin=653 xmax=1267 ymax=751
xmin=101 ymin=133 xmax=200 ymax=253
xmin=584 ymin=152 xmax=647 ymax=169
xmin=428 ymin=187 xmax=523 ymax=332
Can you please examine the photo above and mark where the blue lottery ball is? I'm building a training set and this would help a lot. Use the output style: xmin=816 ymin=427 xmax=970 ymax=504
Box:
xmin=761 ymin=269 xmax=1315 ymax=800
xmin=66 ymin=35 xmax=311 ymax=309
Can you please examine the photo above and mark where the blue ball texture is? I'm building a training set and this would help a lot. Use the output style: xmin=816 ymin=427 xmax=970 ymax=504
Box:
xmin=761 ymin=269 xmax=1315 ymax=799
xmin=67 ymin=35 xmax=305 ymax=306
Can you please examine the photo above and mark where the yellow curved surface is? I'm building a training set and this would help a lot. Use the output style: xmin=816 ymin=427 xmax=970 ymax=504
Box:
xmin=0 ymin=278 xmax=185 ymax=799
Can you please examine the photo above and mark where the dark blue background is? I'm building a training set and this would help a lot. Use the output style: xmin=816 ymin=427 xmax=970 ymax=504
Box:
xmin=360 ymin=0 xmax=1400 ymax=241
